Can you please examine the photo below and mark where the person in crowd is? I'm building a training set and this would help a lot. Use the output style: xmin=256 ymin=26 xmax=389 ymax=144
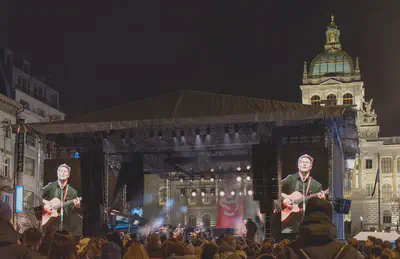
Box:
xmin=276 ymin=197 xmax=363 ymax=259
xmin=201 ymin=243 xmax=218 ymax=259
xmin=38 ymin=226 xmax=57 ymax=256
xmin=123 ymin=241 xmax=149 ymax=259
xmin=347 ymin=238 xmax=359 ymax=250
xmin=183 ymin=244 xmax=198 ymax=259
xmin=257 ymin=240 xmax=275 ymax=259
xmin=235 ymin=244 xmax=247 ymax=259
xmin=48 ymin=230 xmax=79 ymax=259
xmin=76 ymin=237 xmax=90 ymax=254
xmin=161 ymin=238 xmax=185 ymax=258
xmin=0 ymin=200 xmax=42 ymax=258
xmin=246 ymin=218 xmax=258 ymax=241
xmin=365 ymin=236 xmax=377 ymax=258
xmin=22 ymin=227 xmax=43 ymax=253
xmin=104 ymin=232 xmax=124 ymax=258
xmin=145 ymin=233 xmax=162 ymax=258
xmin=79 ymin=237 xmax=106 ymax=258
xmin=393 ymin=238 xmax=400 ymax=258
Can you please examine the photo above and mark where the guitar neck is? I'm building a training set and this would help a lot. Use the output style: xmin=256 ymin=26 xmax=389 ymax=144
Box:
xmin=293 ymin=192 xmax=324 ymax=205
xmin=53 ymin=198 xmax=80 ymax=210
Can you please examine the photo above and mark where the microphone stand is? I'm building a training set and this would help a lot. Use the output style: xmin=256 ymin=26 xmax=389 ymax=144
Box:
xmin=60 ymin=187 xmax=64 ymax=230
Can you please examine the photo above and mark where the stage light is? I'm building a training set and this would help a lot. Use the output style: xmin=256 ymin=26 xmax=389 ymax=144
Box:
xmin=219 ymin=166 xmax=223 ymax=171
xmin=224 ymin=126 xmax=229 ymax=134
xmin=211 ymin=188 xmax=215 ymax=196
xmin=195 ymin=128 xmax=200 ymax=135
xmin=247 ymin=190 xmax=253 ymax=196
xmin=206 ymin=127 xmax=211 ymax=135
xmin=210 ymin=177 xmax=215 ymax=182
xmin=149 ymin=131 xmax=154 ymax=138
xmin=180 ymin=189 xmax=186 ymax=196
xmin=246 ymin=165 xmax=251 ymax=170
xmin=234 ymin=124 xmax=239 ymax=134
xmin=210 ymin=168 xmax=214 ymax=173
xmin=219 ymin=190 xmax=225 ymax=196
xmin=179 ymin=177 xmax=184 ymax=183
xmin=200 ymin=177 xmax=204 ymax=182
xmin=219 ymin=179 xmax=222 ymax=182
xmin=246 ymin=175 xmax=251 ymax=181
xmin=158 ymin=130 xmax=163 ymax=138
xmin=180 ymin=130 xmax=185 ymax=137
xmin=201 ymin=189 xmax=206 ymax=197
xmin=239 ymin=192 xmax=243 ymax=196
xmin=191 ymin=190 xmax=197 ymax=197
xmin=236 ymin=176 xmax=242 ymax=182
xmin=190 ymin=178 xmax=193 ymax=182
xmin=230 ymin=190 xmax=236 ymax=196
xmin=172 ymin=131 xmax=177 ymax=138
xmin=237 ymin=166 xmax=241 ymax=171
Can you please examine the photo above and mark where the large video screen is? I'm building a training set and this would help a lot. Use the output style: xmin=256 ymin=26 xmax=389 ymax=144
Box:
xmin=43 ymin=158 xmax=82 ymax=235
xmin=274 ymin=125 xmax=329 ymax=234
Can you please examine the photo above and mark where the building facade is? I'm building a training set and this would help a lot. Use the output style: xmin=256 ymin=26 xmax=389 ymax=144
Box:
xmin=0 ymin=48 xmax=65 ymax=230
xmin=300 ymin=16 xmax=399 ymax=234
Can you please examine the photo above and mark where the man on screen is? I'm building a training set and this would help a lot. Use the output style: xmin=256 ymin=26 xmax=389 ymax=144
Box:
xmin=281 ymin=154 xmax=325 ymax=233
xmin=42 ymin=164 xmax=81 ymax=234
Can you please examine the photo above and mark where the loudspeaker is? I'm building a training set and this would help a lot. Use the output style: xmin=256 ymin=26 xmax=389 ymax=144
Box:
xmin=252 ymin=144 xmax=278 ymax=202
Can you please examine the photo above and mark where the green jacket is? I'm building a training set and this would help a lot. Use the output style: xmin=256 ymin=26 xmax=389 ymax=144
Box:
xmin=42 ymin=181 xmax=78 ymax=215
xmin=282 ymin=172 xmax=322 ymax=196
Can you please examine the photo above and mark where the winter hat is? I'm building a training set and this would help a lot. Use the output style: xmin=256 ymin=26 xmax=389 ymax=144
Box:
xmin=0 ymin=199 xmax=12 ymax=222
xmin=184 ymin=244 xmax=195 ymax=255
xmin=304 ymin=197 xmax=333 ymax=220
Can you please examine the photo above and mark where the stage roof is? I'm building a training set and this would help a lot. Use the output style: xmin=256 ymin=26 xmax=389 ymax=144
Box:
xmin=30 ymin=89 xmax=351 ymax=135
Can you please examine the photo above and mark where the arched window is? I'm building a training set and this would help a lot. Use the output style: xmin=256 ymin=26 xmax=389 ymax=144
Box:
xmin=311 ymin=95 xmax=321 ymax=106
xmin=188 ymin=214 xmax=197 ymax=227
xmin=382 ymin=184 xmax=393 ymax=199
xmin=343 ymin=93 xmax=353 ymax=105
xmin=203 ymin=214 xmax=211 ymax=227
xmin=327 ymin=94 xmax=337 ymax=100
xmin=383 ymin=210 xmax=392 ymax=224
xmin=159 ymin=187 xmax=167 ymax=206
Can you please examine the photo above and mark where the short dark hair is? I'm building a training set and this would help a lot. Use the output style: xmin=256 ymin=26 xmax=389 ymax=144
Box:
xmin=23 ymin=228 xmax=42 ymax=246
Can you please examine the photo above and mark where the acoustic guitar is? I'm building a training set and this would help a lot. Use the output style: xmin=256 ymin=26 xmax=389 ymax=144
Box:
xmin=281 ymin=189 xmax=329 ymax=222
xmin=42 ymin=197 xmax=82 ymax=227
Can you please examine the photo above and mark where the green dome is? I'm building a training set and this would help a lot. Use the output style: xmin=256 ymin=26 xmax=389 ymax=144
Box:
xmin=310 ymin=50 xmax=354 ymax=77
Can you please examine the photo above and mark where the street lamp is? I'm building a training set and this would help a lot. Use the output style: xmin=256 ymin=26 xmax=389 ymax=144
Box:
xmin=360 ymin=216 xmax=363 ymax=231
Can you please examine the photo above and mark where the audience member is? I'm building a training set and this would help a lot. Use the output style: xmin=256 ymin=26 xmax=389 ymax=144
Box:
xmin=47 ymin=230 xmax=79 ymax=259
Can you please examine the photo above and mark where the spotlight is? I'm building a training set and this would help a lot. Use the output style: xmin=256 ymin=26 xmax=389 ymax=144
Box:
xmin=247 ymin=190 xmax=253 ymax=196
xmin=211 ymin=188 xmax=215 ymax=196
xmin=191 ymin=190 xmax=197 ymax=197
xmin=219 ymin=166 xmax=223 ymax=171
xmin=236 ymin=176 xmax=242 ymax=182
xmin=234 ymin=124 xmax=239 ymax=133
xmin=219 ymin=179 xmax=222 ymax=182
xmin=237 ymin=166 xmax=241 ymax=171
xmin=158 ymin=130 xmax=163 ymax=138
xmin=230 ymin=190 xmax=236 ymax=196
xmin=219 ymin=190 xmax=225 ymax=197
xmin=210 ymin=176 xmax=215 ymax=182
xmin=195 ymin=128 xmax=200 ymax=135
xmin=239 ymin=192 xmax=243 ymax=196
xmin=246 ymin=165 xmax=251 ymax=170
xmin=172 ymin=131 xmax=177 ymax=138
xmin=224 ymin=126 xmax=229 ymax=134
xmin=149 ymin=131 xmax=154 ymax=138
xmin=200 ymin=177 xmax=204 ymax=182
xmin=179 ymin=177 xmax=184 ymax=183
xmin=210 ymin=168 xmax=215 ymax=173
xmin=180 ymin=189 xmax=186 ymax=196
xmin=121 ymin=132 xmax=126 ymax=139
xmin=180 ymin=130 xmax=185 ymax=137
xmin=246 ymin=175 xmax=251 ymax=181
xmin=201 ymin=189 xmax=206 ymax=197
xmin=190 ymin=178 xmax=193 ymax=182
xmin=206 ymin=127 xmax=211 ymax=135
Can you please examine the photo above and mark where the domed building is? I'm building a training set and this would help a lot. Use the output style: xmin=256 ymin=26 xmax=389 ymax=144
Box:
xmin=301 ymin=15 xmax=363 ymax=110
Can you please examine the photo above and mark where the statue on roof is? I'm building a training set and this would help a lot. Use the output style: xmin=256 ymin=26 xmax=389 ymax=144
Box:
xmin=365 ymin=98 xmax=373 ymax=115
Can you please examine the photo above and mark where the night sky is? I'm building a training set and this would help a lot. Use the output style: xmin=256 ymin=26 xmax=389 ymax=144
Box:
xmin=1 ymin=1 xmax=399 ymax=136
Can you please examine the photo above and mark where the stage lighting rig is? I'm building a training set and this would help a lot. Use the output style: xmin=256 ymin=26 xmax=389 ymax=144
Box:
xmin=230 ymin=190 xmax=236 ymax=196
xmin=191 ymin=190 xmax=197 ymax=197
xmin=236 ymin=176 xmax=242 ymax=182
xmin=247 ymin=190 xmax=253 ymax=196
xmin=219 ymin=190 xmax=225 ymax=197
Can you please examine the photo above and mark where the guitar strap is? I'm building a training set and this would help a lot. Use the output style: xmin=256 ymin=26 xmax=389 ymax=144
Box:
xmin=305 ymin=176 xmax=312 ymax=196
xmin=63 ymin=184 xmax=69 ymax=202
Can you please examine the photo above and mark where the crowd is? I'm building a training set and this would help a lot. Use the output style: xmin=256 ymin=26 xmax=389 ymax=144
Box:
xmin=1 ymin=198 xmax=400 ymax=259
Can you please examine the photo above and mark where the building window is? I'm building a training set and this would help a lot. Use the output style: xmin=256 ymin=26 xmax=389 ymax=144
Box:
xmin=366 ymin=183 xmax=373 ymax=197
xmin=158 ymin=187 xmax=167 ymax=206
xmin=20 ymin=99 xmax=30 ymax=110
xmin=397 ymin=184 xmax=400 ymax=197
xmin=3 ymin=156 xmax=10 ymax=178
xmin=49 ymin=115 xmax=62 ymax=122
xmin=24 ymin=157 xmax=35 ymax=177
xmin=188 ymin=214 xmax=196 ymax=227
xmin=189 ymin=189 xmax=197 ymax=205
xmin=23 ymin=61 xmax=30 ymax=74
xmin=3 ymin=195 xmax=10 ymax=206
xmin=3 ymin=119 xmax=11 ymax=139
xmin=311 ymin=95 xmax=321 ymax=106
xmin=36 ymin=108 xmax=46 ymax=118
xmin=26 ymin=132 xmax=36 ymax=147
xmin=383 ymin=210 xmax=392 ymax=224
xmin=203 ymin=214 xmax=211 ymax=227
xmin=365 ymin=159 xmax=373 ymax=169
xmin=382 ymin=184 xmax=393 ymax=199
xmin=23 ymin=190 xmax=34 ymax=209
xmin=397 ymin=158 xmax=400 ymax=174
xmin=343 ymin=93 xmax=353 ymax=105
xmin=381 ymin=158 xmax=392 ymax=174
xmin=327 ymin=94 xmax=336 ymax=100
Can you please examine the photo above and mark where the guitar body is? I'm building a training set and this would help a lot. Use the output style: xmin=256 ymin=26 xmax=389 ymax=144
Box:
xmin=42 ymin=198 xmax=62 ymax=228
xmin=281 ymin=191 xmax=303 ymax=223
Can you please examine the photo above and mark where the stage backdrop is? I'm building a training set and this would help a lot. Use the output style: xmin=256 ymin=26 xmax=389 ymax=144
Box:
xmin=217 ymin=195 xmax=243 ymax=228
xmin=273 ymin=124 xmax=329 ymax=235
xmin=43 ymin=158 xmax=82 ymax=235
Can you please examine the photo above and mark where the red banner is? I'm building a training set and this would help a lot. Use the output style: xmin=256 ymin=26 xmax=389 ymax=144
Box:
xmin=217 ymin=195 xmax=243 ymax=228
